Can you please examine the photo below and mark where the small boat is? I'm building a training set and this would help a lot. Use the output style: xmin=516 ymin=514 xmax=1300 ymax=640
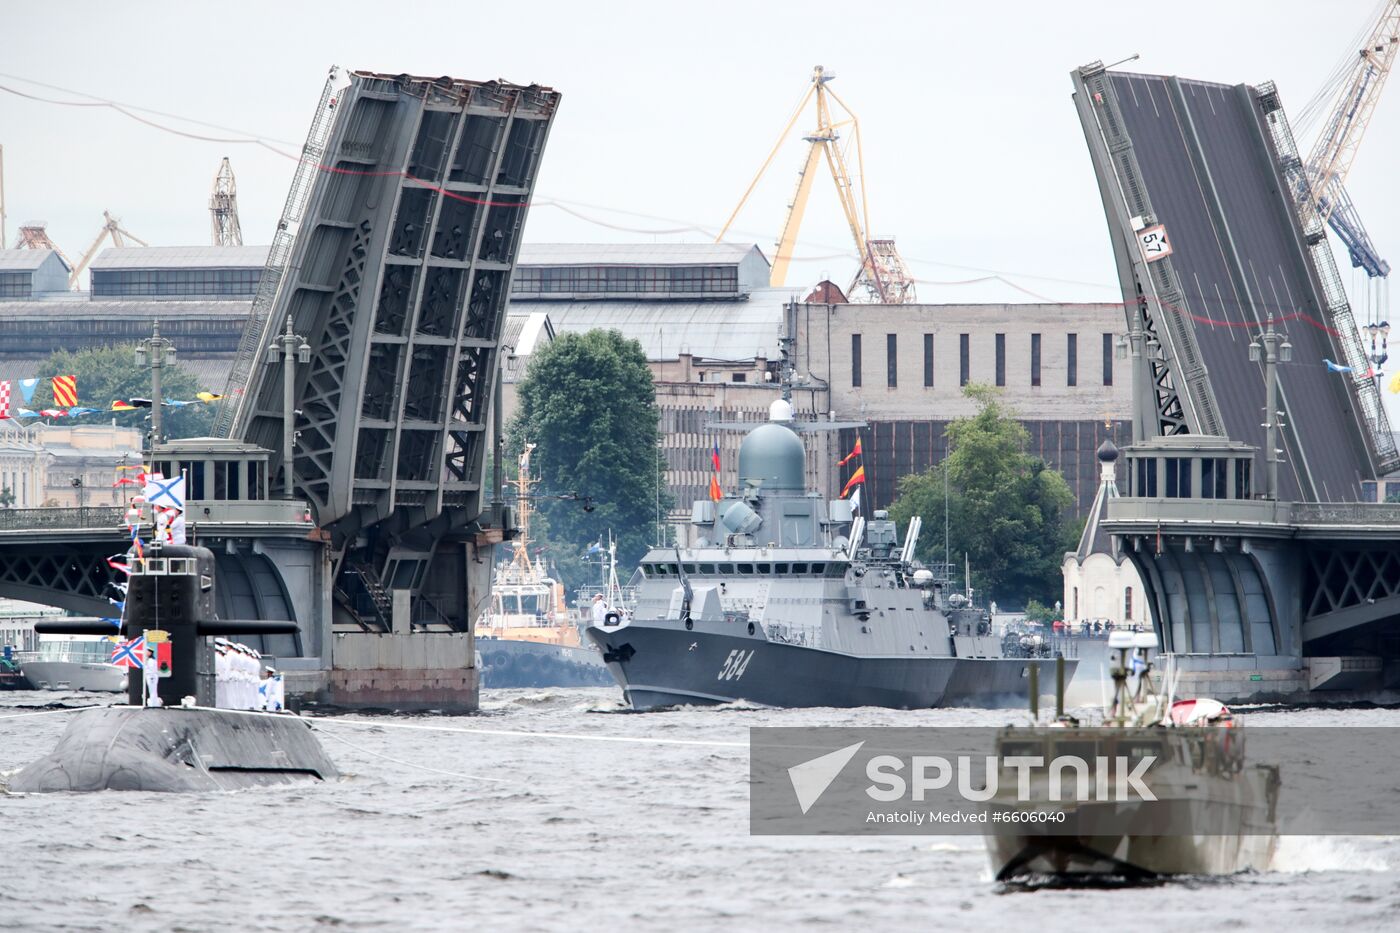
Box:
xmin=983 ymin=633 xmax=1280 ymax=880
xmin=15 ymin=634 xmax=127 ymax=693
xmin=0 ymin=650 xmax=30 ymax=690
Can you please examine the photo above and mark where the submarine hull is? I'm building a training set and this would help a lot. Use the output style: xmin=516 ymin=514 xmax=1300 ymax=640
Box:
xmin=7 ymin=706 xmax=339 ymax=793
xmin=586 ymin=620 xmax=1073 ymax=710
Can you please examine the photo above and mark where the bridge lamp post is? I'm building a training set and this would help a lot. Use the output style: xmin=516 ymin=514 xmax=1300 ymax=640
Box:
xmin=134 ymin=321 xmax=177 ymax=453
xmin=265 ymin=316 xmax=311 ymax=500
xmin=1249 ymin=324 xmax=1292 ymax=501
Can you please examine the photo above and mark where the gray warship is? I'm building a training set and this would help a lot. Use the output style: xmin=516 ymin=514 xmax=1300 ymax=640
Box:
xmin=585 ymin=400 xmax=1076 ymax=710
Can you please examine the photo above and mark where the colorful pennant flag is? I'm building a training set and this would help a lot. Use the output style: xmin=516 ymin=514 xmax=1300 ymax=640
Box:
xmin=849 ymin=485 xmax=862 ymax=514
xmin=51 ymin=375 xmax=77 ymax=407
xmin=196 ymin=392 xmax=224 ymax=403
xmin=709 ymin=475 xmax=722 ymax=502
xmin=110 ymin=400 xmax=137 ymax=411
xmin=18 ymin=378 xmax=38 ymax=404
xmin=16 ymin=408 xmax=37 ymax=419
xmin=0 ymin=380 xmax=9 ymax=419
xmin=841 ymin=465 xmax=866 ymax=498
xmin=711 ymin=441 xmax=721 ymax=473
xmin=67 ymin=406 xmax=98 ymax=416
xmin=128 ymin=398 xmax=154 ymax=408
xmin=38 ymin=409 xmax=65 ymax=418
xmin=838 ymin=437 xmax=863 ymax=467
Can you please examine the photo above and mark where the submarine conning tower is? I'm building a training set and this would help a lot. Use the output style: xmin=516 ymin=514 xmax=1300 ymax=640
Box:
xmin=33 ymin=543 xmax=299 ymax=707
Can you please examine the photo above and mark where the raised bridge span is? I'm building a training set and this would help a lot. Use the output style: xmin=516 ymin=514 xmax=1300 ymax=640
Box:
xmin=0 ymin=68 xmax=560 ymax=709
xmin=1073 ymin=64 xmax=1397 ymax=502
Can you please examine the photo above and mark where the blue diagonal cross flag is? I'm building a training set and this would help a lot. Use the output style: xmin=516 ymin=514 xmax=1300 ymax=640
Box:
xmin=144 ymin=475 xmax=185 ymax=511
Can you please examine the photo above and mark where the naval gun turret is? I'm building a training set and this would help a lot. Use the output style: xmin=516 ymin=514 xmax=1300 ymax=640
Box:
xmin=8 ymin=543 xmax=338 ymax=793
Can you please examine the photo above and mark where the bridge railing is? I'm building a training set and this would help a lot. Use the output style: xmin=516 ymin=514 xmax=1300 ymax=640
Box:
xmin=0 ymin=507 xmax=125 ymax=531
xmin=1292 ymin=502 xmax=1400 ymax=525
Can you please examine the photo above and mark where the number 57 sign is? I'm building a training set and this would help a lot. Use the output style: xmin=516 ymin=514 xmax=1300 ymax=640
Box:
xmin=1137 ymin=223 xmax=1173 ymax=263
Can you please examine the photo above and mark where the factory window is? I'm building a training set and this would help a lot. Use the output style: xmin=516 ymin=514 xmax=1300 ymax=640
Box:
xmin=1124 ymin=588 xmax=1133 ymax=621
xmin=1362 ymin=481 xmax=1378 ymax=503
xmin=1164 ymin=458 xmax=1191 ymax=498
xmin=91 ymin=268 xmax=261 ymax=298
xmin=510 ymin=264 xmax=739 ymax=296
xmin=731 ymin=373 xmax=746 ymax=383
xmin=0 ymin=272 xmax=32 ymax=298
xmin=923 ymin=334 xmax=934 ymax=387
xmin=1067 ymin=334 xmax=1078 ymax=387
xmin=1031 ymin=334 xmax=1041 ymax=386
xmin=959 ymin=334 xmax=970 ymax=386
xmin=1072 ymin=587 xmax=1079 ymax=619
xmin=1102 ymin=333 xmax=1114 ymax=386
xmin=995 ymin=333 xmax=1006 ymax=387
xmin=851 ymin=334 xmax=862 ymax=387
xmin=886 ymin=334 xmax=898 ymax=388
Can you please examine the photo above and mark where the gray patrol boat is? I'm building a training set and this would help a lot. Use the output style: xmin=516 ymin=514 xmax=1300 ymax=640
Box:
xmin=586 ymin=399 xmax=1075 ymax=710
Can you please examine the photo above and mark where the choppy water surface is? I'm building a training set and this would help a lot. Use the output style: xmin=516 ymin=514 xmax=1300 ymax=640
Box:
xmin=2 ymin=689 xmax=1397 ymax=932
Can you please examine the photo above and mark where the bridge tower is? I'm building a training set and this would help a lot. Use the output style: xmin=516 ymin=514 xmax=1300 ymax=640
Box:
xmin=220 ymin=67 xmax=559 ymax=705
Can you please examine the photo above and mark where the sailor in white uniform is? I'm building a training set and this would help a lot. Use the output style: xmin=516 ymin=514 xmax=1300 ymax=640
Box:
xmin=591 ymin=593 xmax=607 ymax=626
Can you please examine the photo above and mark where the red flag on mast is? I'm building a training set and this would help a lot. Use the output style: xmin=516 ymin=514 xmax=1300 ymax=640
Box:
xmin=838 ymin=437 xmax=863 ymax=466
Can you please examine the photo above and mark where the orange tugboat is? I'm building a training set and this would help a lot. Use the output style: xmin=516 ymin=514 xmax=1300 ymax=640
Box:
xmin=476 ymin=445 xmax=613 ymax=688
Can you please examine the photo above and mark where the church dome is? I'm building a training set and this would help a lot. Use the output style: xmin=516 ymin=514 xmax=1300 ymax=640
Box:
xmin=738 ymin=422 xmax=805 ymax=491
xmin=1096 ymin=439 xmax=1120 ymax=463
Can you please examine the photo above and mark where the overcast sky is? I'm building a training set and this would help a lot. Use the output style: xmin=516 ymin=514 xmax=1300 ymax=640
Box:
xmin=2 ymin=0 xmax=1394 ymax=306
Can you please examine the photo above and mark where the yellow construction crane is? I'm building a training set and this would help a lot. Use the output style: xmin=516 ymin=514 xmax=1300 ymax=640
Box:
xmin=718 ymin=65 xmax=915 ymax=303
xmin=209 ymin=157 xmax=243 ymax=246
xmin=68 ymin=210 xmax=147 ymax=290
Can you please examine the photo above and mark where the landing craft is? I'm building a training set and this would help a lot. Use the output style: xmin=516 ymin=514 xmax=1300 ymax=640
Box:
xmin=586 ymin=399 xmax=1077 ymax=710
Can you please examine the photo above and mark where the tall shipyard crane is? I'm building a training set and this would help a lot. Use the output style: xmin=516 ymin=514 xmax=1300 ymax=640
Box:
xmin=718 ymin=65 xmax=915 ymax=303
xmin=209 ymin=157 xmax=243 ymax=246
xmin=1298 ymin=2 xmax=1400 ymax=286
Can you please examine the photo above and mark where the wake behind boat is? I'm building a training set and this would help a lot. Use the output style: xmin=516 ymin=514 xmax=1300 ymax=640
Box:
xmin=586 ymin=399 xmax=1076 ymax=710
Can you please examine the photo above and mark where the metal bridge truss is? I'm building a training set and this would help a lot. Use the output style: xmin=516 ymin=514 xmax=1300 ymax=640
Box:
xmin=1073 ymin=63 xmax=1220 ymax=439
xmin=0 ymin=542 xmax=125 ymax=616
xmin=1256 ymin=81 xmax=1400 ymax=473
xmin=221 ymin=70 xmax=560 ymax=631
xmin=1302 ymin=545 xmax=1400 ymax=649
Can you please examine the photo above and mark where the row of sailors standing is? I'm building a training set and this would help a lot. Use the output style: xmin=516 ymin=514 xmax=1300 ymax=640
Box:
xmin=214 ymin=638 xmax=285 ymax=711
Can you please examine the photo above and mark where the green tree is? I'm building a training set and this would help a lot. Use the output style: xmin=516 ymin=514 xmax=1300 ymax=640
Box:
xmin=507 ymin=330 xmax=670 ymax=584
xmin=0 ymin=487 xmax=14 ymax=508
xmin=889 ymin=385 xmax=1076 ymax=606
xmin=33 ymin=346 xmax=217 ymax=440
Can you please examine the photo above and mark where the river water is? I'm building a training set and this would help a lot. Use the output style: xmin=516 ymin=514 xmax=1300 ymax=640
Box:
xmin=2 ymin=688 xmax=1397 ymax=932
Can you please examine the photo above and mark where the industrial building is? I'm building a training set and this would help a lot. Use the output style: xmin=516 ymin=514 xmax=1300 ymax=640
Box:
xmin=0 ymin=245 xmax=258 ymax=390
xmin=510 ymin=242 xmax=1131 ymax=514
xmin=0 ymin=239 xmax=1132 ymax=520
